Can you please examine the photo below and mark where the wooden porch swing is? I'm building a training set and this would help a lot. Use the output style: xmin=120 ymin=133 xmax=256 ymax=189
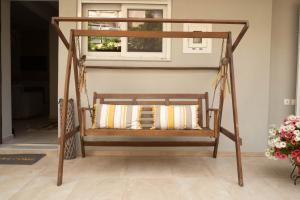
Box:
xmin=52 ymin=17 xmax=249 ymax=187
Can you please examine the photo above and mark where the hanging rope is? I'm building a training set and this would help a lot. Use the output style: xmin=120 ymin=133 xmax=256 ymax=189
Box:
xmin=76 ymin=36 xmax=93 ymax=120
xmin=210 ymin=39 xmax=231 ymax=118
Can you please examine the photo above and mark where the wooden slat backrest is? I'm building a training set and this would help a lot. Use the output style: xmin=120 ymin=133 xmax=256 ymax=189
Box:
xmin=93 ymin=93 xmax=209 ymax=128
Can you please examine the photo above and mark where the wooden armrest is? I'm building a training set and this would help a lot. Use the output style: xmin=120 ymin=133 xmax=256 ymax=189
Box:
xmin=208 ymin=108 xmax=219 ymax=112
xmin=82 ymin=107 xmax=93 ymax=111
xmin=208 ymin=108 xmax=220 ymax=137
xmin=80 ymin=108 xmax=88 ymax=133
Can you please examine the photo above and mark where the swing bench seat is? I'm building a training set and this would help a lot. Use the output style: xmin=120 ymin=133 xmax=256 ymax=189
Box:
xmin=80 ymin=92 xmax=220 ymax=146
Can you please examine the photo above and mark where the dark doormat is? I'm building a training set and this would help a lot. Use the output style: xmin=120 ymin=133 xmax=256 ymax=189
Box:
xmin=0 ymin=154 xmax=46 ymax=165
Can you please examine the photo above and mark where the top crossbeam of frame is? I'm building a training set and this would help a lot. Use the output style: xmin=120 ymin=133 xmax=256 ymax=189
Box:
xmin=52 ymin=17 xmax=249 ymax=52
xmin=72 ymin=30 xmax=229 ymax=39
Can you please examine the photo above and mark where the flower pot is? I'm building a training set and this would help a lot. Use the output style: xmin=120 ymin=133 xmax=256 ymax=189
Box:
xmin=296 ymin=160 xmax=300 ymax=176
xmin=291 ymin=158 xmax=300 ymax=185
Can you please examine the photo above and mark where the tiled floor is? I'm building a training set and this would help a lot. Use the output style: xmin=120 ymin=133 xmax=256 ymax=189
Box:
xmin=5 ymin=118 xmax=57 ymax=144
xmin=0 ymin=154 xmax=299 ymax=200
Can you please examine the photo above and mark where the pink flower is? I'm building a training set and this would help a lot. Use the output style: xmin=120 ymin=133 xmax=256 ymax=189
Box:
xmin=297 ymin=156 xmax=300 ymax=163
xmin=281 ymin=131 xmax=286 ymax=137
xmin=291 ymin=139 xmax=296 ymax=146
xmin=291 ymin=151 xmax=298 ymax=158
xmin=274 ymin=151 xmax=281 ymax=159
xmin=294 ymin=149 xmax=300 ymax=154
xmin=280 ymin=154 xmax=287 ymax=160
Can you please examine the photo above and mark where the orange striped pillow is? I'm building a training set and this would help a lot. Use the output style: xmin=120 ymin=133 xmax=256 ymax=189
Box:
xmin=151 ymin=105 xmax=201 ymax=130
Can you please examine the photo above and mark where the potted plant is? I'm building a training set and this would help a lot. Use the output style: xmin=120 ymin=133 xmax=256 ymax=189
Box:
xmin=266 ymin=115 xmax=300 ymax=184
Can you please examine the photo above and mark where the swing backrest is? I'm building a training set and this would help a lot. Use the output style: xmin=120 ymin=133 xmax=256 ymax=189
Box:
xmin=92 ymin=92 xmax=210 ymax=128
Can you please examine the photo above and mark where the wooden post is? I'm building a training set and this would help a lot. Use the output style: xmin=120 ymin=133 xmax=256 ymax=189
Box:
xmin=213 ymin=45 xmax=228 ymax=158
xmin=57 ymin=30 xmax=74 ymax=186
xmin=213 ymin=91 xmax=223 ymax=158
xmin=227 ymin=32 xmax=244 ymax=186
xmin=71 ymin=37 xmax=85 ymax=157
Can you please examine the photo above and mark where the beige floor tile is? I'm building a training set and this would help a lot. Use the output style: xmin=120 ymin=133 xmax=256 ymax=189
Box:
xmin=123 ymin=157 xmax=173 ymax=178
xmin=66 ymin=177 xmax=128 ymax=200
xmin=175 ymin=177 xmax=233 ymax=200
xmin=63 ymin=157 xmax=126 ymax=179
xmin=169 ymin=157 xmax=213 ymax=178
xmin=0 ymin=175 xmax=35 ymax=200
xmin=8 ymin=177 xmax=77 ymax=200
xmin=0 ymin=154 xmax=299 ymax=199
xmin=124 ymin=178 xmax=181 ymax=200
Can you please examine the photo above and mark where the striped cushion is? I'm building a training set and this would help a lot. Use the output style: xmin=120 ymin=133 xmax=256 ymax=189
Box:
xmin=92 ymin=104 xmax=142 ymax=129
xmin=152 ymin=105 xmax=201 ymax=130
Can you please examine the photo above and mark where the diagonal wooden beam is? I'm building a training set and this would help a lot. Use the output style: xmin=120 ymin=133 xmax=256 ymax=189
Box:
xmin=51 ymin=18 xmax=69 ymax=49
xmin=220 ymin=126 xmax=242 ymax=144
xmin=232 ymin=22 xmax=249 ymax=52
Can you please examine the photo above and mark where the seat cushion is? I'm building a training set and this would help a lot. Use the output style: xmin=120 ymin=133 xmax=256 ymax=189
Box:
xmin=152 ymin=105 xmax=201 ymax=130
xmin=92 ymin=104 xmax=142 ymax=129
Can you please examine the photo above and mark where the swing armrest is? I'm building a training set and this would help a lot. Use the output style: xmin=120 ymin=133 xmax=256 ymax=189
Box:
xmin=81 ymin=108 xmax=93 ymax=132
xmin=82 ymin=107 xmax=93 ymax=111
xmin=208 ymin=108 xmax=220 ymax=137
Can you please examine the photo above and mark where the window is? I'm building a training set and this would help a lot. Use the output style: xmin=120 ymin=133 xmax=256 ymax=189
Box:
xmin=87 ymin=10 xmax=121 ymax=52
xmin=127 ymin=9 xmax=163 ymax=52
xmin=80 ymin=0 xmax=171 ymax=61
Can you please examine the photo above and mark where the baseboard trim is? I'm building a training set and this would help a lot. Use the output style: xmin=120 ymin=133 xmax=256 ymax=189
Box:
xmin=2 ymin=134 xmax=14 ymax=143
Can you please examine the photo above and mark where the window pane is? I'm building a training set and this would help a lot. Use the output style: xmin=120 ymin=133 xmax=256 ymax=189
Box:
xmin=88 ymin=10 xmax=121 ymax=52
xmin=127 ymin=9 xmax=163 ymax=52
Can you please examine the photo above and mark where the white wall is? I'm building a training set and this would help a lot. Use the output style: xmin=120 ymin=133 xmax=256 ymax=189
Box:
xmin=269 ymin=0 xmax=300 ymax=125
xmin=1 ymin=0 xmax=12 ymax=140
xmin=59 ymin=0 xmax=273 ymax=152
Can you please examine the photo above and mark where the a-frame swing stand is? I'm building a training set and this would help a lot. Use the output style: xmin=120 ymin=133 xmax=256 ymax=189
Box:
xmin=52 ymin=17 xmax=249 ymax=187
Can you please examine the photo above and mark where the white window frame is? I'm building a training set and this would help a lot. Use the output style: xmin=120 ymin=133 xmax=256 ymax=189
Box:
xmin=78 ymin=0 xmax=172 ymax=61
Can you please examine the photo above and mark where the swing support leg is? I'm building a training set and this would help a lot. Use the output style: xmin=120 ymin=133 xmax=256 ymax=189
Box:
xmin=213 ymin=34 xmax=244 ymax=186
xmin=213 ymin=40 xmax=227 ymax=159
xmin=228 ymin=33 xmax=243 ymax=186
xmin=57 ymin=31 xmax=74 ymax=186
xmin=71 ymin=36 xmax=85 ymax=158
xmin=213 ymin=91 xmax=224 ymax=158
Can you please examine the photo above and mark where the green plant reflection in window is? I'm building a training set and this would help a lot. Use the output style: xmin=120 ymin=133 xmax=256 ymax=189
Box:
xmin=127 ymin=9 xmax=163 ymax=52
xmin=87 ymin=10 xmax=121 ymax=52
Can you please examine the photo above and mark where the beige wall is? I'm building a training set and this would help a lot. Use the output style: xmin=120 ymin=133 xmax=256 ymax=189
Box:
xmin=269 ymin=0 xmax=300 ymax=125
xmin=1 ymin=0 xmax=12 ymax=140
xmin=59 ymin=0 xmax=274 ymax=152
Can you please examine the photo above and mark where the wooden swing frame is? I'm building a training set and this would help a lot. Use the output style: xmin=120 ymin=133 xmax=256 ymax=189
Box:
xmin=52 ymin=17 xmax=249 ymax=187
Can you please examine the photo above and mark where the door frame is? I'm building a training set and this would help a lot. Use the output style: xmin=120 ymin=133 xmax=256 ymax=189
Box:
xmin=0 ymin=0 xmax=2 ymax=144
xmin=296 ymin=11 xmax=300 ymax=116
